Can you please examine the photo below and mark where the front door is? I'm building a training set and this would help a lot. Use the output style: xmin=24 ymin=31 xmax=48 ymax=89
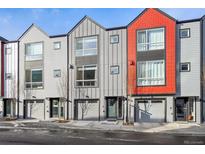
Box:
xmin=50 ymin=98 xmax=64 ymax=118
xmin=3 ymin=100 xmax=12 ymax=117
xmin=107 ymin=98 xmax=117 ymax=118
xmin=175 ymin=98 xmax=196 ymax=122
xmin=175 ymin=99 xmax=187 ymax=121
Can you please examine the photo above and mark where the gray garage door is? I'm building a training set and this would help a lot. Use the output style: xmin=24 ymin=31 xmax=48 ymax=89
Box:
xmin=74 ymin=100 xmax=99 ymax=121
xmin=25 ymin=100 xmax=45 ymax=120
xmin=135 ymin=100 xmax=165 ymax=123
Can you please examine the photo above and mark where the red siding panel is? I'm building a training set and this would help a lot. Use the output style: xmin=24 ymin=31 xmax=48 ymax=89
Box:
xmin=128 ymin=8 xmax=176 ymax=95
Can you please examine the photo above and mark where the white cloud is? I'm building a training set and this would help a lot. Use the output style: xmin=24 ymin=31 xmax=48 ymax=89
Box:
xmin=0 ymin=15 xmax=12 ymax=24
xmin=31 ymin=8 xmax=45 ymax=20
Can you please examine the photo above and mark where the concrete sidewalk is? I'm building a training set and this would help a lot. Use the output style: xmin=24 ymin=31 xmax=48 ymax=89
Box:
xmin=0 ymin=119 xmax=204 ymax=135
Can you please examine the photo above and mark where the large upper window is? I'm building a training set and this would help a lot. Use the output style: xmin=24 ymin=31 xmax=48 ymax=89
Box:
xmin=137 ymin=28 xmax=165 ymax=51
xmin=75 ymin=36 xmax=97 ymax=57
xmin=76 ymin=65 xmax=97 ymax=87
xmin=25 ymin=69 xmax=43 ymax=89
xmin=25 ymin=42 xmax=43 ymax=61
xmin=137 ymin=60 xmax=165 ymax=86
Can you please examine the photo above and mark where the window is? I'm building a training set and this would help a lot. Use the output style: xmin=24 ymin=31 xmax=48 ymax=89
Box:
xmin=76 ymin=65 xmax=97 ymax=87
xmin=180 ymin=29 xmax=190 ymax=38
xmin=5 ymin=48 xmax=12 ymax=55
xmin=137 ymin=60 xmax=165 ymax=86
xmin=25 ymin=42 xmax=43 ymax=61
xmin=54 ymin=69 xmax=61 ymax=78
xmin=110 ymin=65 xmax=119 ymax=75
xmin=25 ymin=69 xmax=43 ymax=89
xmin=75 ymin=36 xmax=97 ymax=57
xmin=110 ymin=35 xmax=119 ymax=44
xmin=180 ymin=63 xmax=190 ymax=72
xmin=137 ymin=28 xmax=165 ymax=51
xmin=5 ymin=73 xmax=12 ymax=80
xmin=53 ymin=42 xmax=61 ymax=50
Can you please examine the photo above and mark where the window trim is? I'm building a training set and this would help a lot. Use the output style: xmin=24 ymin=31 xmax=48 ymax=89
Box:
xmin=137 ymin=27 xmax=165 ymax=52
xmin=180 ymin=28 xmax=190 ymax=39
xmin=180 ymin=62 xmax=191 ymax=72
xmin=53 ymin=41 xmax=61 ymax=50
xmin=110 ymin=35 xmax=119 ymax=44
xmin=75 ymin=35 xmax=98 ymax=57
xmin=110 ymin=65 xmax=120 ymax=75
xmin=24 ymin=41 xmax=43 ymax=62
xmin=5 ymin=73 xmax=12 ymax=80
xmin=75 ymin=64 xmax=98 ymax=87
xmin=5 ymin=47 xmax=12 ymax=55
xmin=53 ymin=69 xmax=61 ymax=78
xmin=137 ymin=60 xmax=165 ymax=87
xmin=25 ymin=68 xmax=44 ymax=90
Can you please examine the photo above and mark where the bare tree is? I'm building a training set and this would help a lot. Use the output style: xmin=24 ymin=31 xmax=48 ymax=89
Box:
xmin=78 ymin=88 xmax=91 ymax=120
xmin=57 ymin=71 xmax=68 ymax=120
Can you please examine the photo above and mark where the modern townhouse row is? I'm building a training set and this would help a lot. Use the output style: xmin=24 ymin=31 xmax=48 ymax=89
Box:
xmin=0 ymin=8 xmax=205 ymax=124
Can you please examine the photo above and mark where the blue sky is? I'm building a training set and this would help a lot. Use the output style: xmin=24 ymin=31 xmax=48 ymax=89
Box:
xmin=0 ymin=8 xmax=205 ymax=40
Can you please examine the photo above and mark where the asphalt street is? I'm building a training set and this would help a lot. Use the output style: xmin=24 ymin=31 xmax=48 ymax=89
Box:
xmin=0 ymin=127 xmax=205 ymax=145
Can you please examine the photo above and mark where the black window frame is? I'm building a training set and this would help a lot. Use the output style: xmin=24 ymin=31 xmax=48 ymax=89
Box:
xmin=110 ymin=35 xmax=119 ymax=44
xmin=110 ymin=65 xmax=120 ymax=75
xmin=180 ymin=28 xmax=190 ymax=38
xmin=180 ymin=62 xmax=191 ymax=72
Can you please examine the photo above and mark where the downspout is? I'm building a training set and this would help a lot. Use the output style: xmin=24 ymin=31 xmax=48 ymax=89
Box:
xmin=126 ymin=27 xmax=129 ymax=124
xmin=17 ymin=41 xmax=20 ymax=118
xmin=67 ymin=35 xmax=69 ymax=120
xmin=200 ymin=18 xmax=204 ymax=123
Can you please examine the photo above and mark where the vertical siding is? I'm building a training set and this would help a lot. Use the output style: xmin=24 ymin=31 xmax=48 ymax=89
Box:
xmin=4 ymin=42 xmax=18 ymax=99
xmin=176 ymin=21 xmax=201 ymax=97
xmin=68 ymin=17 xmax=127 ymax=119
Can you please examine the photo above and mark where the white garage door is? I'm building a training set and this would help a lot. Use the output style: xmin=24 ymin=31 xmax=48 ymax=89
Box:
xmin=26 ymin=100 xmax=44 ymax=120
xmin=135 ymin=100 xmax=165 ymax=123
xmin=76 ymin=100 xmax=99 ymax=121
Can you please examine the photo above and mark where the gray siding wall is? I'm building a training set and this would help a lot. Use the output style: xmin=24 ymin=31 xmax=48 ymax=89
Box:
xmin=176 ymin=21 xmax=201 ymax=97
xmin=19 ymin=25 xmax=67 ymax=119
xmin=203 ymin=19 xmax=205 ymax=121
xmin=68 ymin=18 xmax=127 ymax=120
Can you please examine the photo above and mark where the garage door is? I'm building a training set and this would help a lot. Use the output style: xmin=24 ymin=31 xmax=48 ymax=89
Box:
xmin=75 ymin=100 xmax=99 ymax=121
xmin=135 ymin=100 xmax=165 ymax=123
xmin=25 ymin=100 xmax=45 ymax=120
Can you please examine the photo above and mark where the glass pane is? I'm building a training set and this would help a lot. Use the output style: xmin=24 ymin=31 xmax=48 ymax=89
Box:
xmin=138 ymin=31 xmax=146 ymax=43
xmin=148 ymin=28 xmax=164 ymax=50
xmin=25 ymin=70 xmax=31 ymax=82
xmin=84 ymin=36 xmax=97 ymax=49
xmin=32 ymin=70 xmax=42 ymax=82
xmin=107 ymin=98 xmax=117 ymax=118
xmin=83 ymin=49 xmax=97 ymax=56
xmin=54 ymin=70 xmax=61 ymax=77
xmin=77 ymin=67 xmax=83 ymax=80
xmin=76 ymin=81 xmax=83 ymax=86
xmin=76 ymin=38 xmax=83 ymax=50
xmin=25 ymin=83 xmax=31 ymax=89
xmin=25 ymin=43 xmax=43 ymax=61
xmin=32 ymin=82 xmax=43 ymax=89
xmin=84 ymin=65 xmax=96 ymax=81
xmin=52 ymin=100 xmax=59 ymax=118
xmin=54 ymin=42 xmax=61 ymax=49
